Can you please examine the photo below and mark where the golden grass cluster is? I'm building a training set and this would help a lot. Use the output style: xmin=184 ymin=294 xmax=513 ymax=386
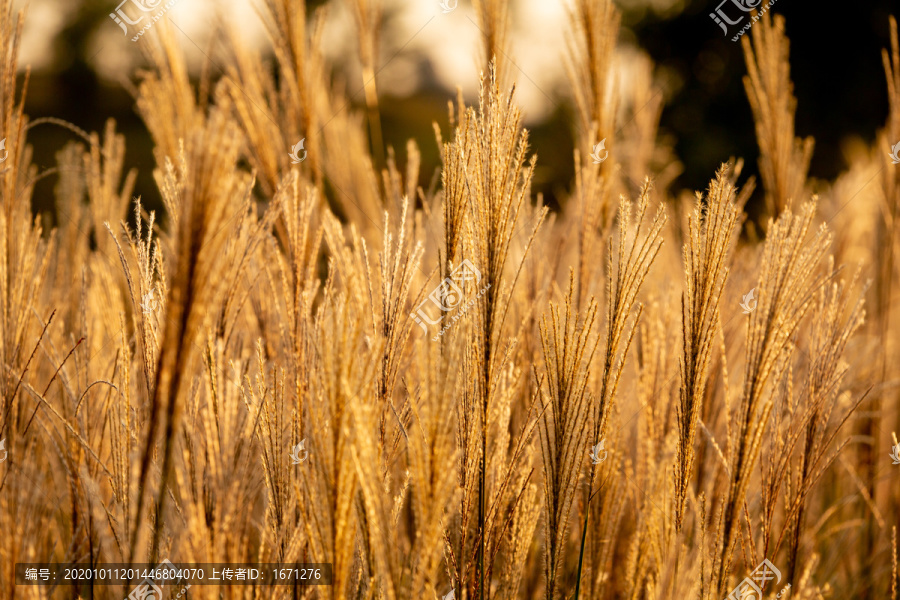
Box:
xmin=0 ymin=0 xmax=899 ymax=598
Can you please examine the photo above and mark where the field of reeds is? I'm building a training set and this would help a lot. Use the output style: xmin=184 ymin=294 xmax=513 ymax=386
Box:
xmin=1 ymin=0 xmax=899 ymax=598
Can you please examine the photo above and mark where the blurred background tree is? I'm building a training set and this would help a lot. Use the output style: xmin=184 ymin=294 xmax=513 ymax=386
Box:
xmin=20 ymin=0 xmax=898 ymax=224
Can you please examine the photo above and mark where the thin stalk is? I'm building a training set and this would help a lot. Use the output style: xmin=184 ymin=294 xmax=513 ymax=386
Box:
xmin=479 ymin=299 xmax=492 ymax=600
xmin=573 ymin=466 xmax=595 ymax=600
xmin=480 ymin=418 xmax=485 ymax=600
xmin=362 ymin=65 xmax=385 ymax=169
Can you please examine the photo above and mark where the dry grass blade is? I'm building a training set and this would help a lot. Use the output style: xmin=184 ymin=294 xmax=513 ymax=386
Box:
xmin=675 ymin=166 xmax=741 ymax=533
xmin=575 ymin=179 xmax=666 ymax=600
xmin=714 ymin=200 xmax=832 ymax=596
xmin=538 ymin=272 xmax=599 ymax=599
xmin=742 ymin=12 xmax=814 ymax=217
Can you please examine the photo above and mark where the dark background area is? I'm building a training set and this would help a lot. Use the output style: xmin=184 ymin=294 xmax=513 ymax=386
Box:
xmin=21 ymin=0 xmax=900 ymax=225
